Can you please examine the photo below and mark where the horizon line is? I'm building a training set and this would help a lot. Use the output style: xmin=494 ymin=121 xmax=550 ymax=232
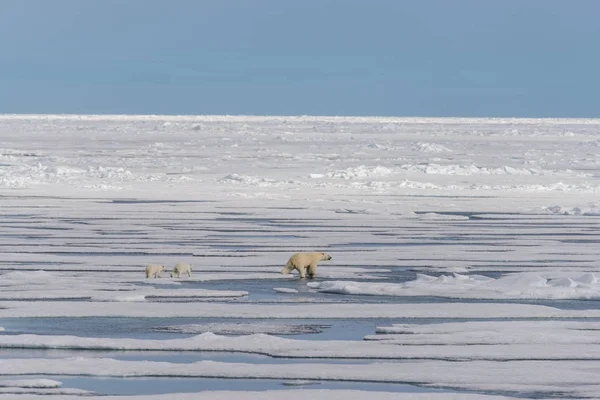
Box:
xmin=1 ymin=113 xmax=599 ymax=124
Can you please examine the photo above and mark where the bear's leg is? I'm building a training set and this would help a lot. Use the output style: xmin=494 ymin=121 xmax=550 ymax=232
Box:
xmin=187 ymin=270 xmax=191 ymax=277
xmin=307 ymin=263 xmax=317 ymax=278
xmin=298 ymin=266 xmax=306 ymax=279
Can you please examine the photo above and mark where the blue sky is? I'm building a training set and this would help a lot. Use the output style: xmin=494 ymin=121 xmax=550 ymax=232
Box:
xmin=1 ymin=0 xmax=599 ymax=117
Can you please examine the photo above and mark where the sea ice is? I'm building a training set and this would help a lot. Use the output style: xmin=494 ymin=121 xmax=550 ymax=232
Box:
xmin=310 ymin=271 xmax=600 ymax=300
xmin=2 ymin=115 xmax=600 ymax=398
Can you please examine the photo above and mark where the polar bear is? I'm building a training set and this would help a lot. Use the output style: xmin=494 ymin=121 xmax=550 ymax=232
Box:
xmin=171 ymin=263 xmax=192 ymax=278
xmin=146 ymin=264 xmax=166 ymax=278
xmin=281 ymin=252 xmax=332 ymax=279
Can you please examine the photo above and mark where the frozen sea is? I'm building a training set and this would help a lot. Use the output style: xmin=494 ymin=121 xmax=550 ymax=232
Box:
xmin=1 ymin=114 xmax=600 ymax=399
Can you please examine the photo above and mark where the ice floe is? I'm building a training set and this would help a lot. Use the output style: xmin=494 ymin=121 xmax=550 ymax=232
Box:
xmin=1 ymin=357 xmax=599 ymax=398
xmin=310 ymin=272 xmax=600 ymax=300
xmin=2 ymin=328 xmax=600 ymax=361
xmin=0 ymin=380 xmax=61 ymax=388
xmin=0 ymin=380 xmax=93 ymax=397
xmin=0 ymin=271 xmax=247 ymax=301
xmin=152 ymin=323 xmax=327 ymax=336
xmin=369 ymin=321 xmax=600 ymax=345
xmin=0 ymin=389 xmax=513 ymax=400
xmin=0 ymin=300 xmax=591 ymax=319
xmin=273 ymin=288 xmax=299 ymax=294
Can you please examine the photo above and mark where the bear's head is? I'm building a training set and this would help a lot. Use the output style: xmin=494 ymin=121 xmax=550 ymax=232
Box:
xmin=321 ymin=252 xmax=332 ymax=261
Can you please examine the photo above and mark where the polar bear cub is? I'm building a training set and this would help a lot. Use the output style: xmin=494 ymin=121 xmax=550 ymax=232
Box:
xmin=171 ymin=263 xmax=192 ymax=278
xmin=146 ymin=264 xmax=166 ymax=278
xmin=281 ymin=252 xmax=332 ymax=279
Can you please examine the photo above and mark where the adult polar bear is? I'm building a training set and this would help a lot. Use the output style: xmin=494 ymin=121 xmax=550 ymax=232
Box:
xmin=281 ymin=252 xmax=332 ymax=278
xmin=171 ymin=263 xmax=192 ymax=278
xmin=146 ymin=264 xmax=166 ymax=278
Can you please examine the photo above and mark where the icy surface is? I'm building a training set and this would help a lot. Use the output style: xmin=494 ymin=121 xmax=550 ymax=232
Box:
xmin=273 ymin=288 xmax=299 ymax=294
xmin=0 ymin=270 xmax=248 ymax=301
xmin=310 ymin=271 xmax=600 ymax=299
xmin=0 ymin=390 xmax=514 ymax=400
xmin=4 ymin=330 xmax=600 ymax=361
xmin=151 ymin=323 xmax=326 ymax=335
xmin=2 ymin=357 xmax=600 ymax=398
xmin=1 ymin=115 xmax=600 ymax=399
xmin=0 ymin=300 xmax=589 ymax=318
xmin=0 ymin=380 xmax=61 ymax=388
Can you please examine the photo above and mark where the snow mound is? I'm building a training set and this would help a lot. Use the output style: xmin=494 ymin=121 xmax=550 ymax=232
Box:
xmin=0 ymin=173 xmax=36 ymax=187
xmin=412 ymin=142 xmax=452 ymax=153
xmin=398 ymin=180 xmax=440 ymax=189
xmin=219 ymin=174 xmax=279 ymax=187
xmin=326 ymin=166 xmax=393 ymax=179
xmin=542 ymin=202 xmax=600 ymax=216
xmin=400 ymin=163 xmax=541 ymax=176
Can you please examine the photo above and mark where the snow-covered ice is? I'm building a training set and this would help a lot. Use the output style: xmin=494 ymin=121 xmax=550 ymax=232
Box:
xmin=0 ymin=300 xmax=590 ymax=318
xmin=0 ymin=390 xmax=515 ymax=400
xmin=310 ymin=271 xmax=600 ymax=299
xmin=1 ymin=115 xmax=600 ymax=398
xmin=0 ymin=380 xmax=61 ymax=388
xmin=2 ymin=357 xmax=600 ymax=397
xmin=4 ymin=330 xmax=600 ymax=361
xmin=273 ymin=287 xmax=299 ymax=294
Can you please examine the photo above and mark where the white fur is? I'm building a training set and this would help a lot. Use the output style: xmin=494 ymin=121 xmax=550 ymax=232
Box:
xmin=171 ymin=263 xmax=192 ymax=278
xmin=145 ymin=264 xmax=166 ymax=279
xmin=281 ymin=252 xmax=332 ymax=279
